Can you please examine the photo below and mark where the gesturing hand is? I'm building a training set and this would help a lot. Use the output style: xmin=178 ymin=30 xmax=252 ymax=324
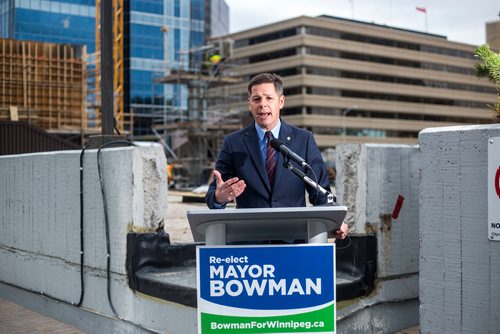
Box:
xmin=334 ymin=222 xmax=349 ymax=240
xmin=214 ymin=170 xmax=246 ymax=204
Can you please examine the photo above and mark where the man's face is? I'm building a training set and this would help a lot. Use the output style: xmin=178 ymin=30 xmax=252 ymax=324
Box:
xmin=248 ymin=83 xmax=285 ymax=131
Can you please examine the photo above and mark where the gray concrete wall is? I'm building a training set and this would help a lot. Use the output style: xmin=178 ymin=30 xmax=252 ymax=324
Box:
xmin=419 ymin=124 xmax=500 ymax=334
xmin=0 ymin=145 xmax=196 ymax=333
xmin=8 ymin=134 xmax=495 ymax=333
xmin=335 ymin=144 xmax=421 ymax=333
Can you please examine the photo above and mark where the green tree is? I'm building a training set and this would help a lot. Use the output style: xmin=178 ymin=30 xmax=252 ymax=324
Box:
xmin=474 ymin=44 xmax=500 ymax=121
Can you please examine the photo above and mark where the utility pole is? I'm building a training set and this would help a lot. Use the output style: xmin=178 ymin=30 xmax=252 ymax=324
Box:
xmin=100 ymin=0 xmax=114 ymax=136
xmin=89 ymin=0 xmax=126 ymax=148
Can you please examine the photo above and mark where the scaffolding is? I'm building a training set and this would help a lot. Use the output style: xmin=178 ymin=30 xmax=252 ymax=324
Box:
xmin=154 ymin=52 xmax=245 ymax=188
xmin=0 ymin=39 xmax=88 ymax=136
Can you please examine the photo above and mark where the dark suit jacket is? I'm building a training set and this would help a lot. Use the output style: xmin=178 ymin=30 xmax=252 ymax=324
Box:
xmin=205 ymin=120 xmax=333 ymax=209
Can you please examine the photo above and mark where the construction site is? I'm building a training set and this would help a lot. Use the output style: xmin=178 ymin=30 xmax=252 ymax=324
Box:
xmin=0 ymin=1 xmax=244 ymax=190
xmin=154 ymin=54 xmax=244 ymax=188
xmin=0 ymin=39 xmax=91 ymax=141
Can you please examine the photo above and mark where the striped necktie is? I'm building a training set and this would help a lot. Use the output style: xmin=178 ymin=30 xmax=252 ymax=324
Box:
xmin=265 ymin=131 xmax=276 ymax=187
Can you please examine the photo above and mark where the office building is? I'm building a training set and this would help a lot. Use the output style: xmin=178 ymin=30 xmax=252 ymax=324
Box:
xmin=0 ymin=0 xmax=96 ymax=52
xmin=0 ymin=0 xmax=229 ymax=137
xmin=215 ymin=15 xmax=497 ymax=147
xmin=486 ymin=20 xmax=500 ymax=51
xmin=205 ymin=0 xmax=229 ymax=38
xmin=125 ymin=0 xmax=228 ymax=136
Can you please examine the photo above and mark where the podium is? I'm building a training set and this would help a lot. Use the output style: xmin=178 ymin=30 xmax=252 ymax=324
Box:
xmin=190 ymin=206 xmax=347 ymax=334
xmin=187 ymin=205 xmax=347 ymax=245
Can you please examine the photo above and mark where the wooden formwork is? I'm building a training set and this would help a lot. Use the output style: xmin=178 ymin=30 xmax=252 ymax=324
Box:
xmin=0 ymin=39 xmax=93 ymax=133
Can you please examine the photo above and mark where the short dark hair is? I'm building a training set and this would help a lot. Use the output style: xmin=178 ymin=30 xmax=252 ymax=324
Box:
xmin=247 ymin=73 xmax=284 ymax=97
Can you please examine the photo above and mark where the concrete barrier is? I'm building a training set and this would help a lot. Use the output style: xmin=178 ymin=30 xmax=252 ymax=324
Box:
xmin=419 ymin=124 xmax=500 ymax=334
xmin=335 ymin=144 xmax=420 ymax=333
xmin=0 ymin=144 xmax=196 ymax=333
xmin=7 ymin=135 xmax=489 ymax=333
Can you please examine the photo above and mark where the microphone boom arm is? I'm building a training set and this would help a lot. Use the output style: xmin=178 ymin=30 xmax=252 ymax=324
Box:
xmin=285 ymin=161 xmax=335 ymax=204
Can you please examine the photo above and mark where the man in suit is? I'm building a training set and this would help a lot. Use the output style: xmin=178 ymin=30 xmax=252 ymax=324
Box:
xmin=205 ymin=73 xmax=348 ymax=239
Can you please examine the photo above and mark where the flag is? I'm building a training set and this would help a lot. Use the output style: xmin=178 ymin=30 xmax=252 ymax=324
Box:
xmin=416 ymin=6 xmax=427 ymax=14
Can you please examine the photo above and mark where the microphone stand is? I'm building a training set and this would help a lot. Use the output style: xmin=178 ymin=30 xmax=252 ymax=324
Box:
xmin=284 ymin=160 xmax=335 ymax=204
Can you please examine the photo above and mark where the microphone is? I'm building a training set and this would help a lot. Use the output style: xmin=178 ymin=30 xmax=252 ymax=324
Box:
xmin=270 ymin=138 xmax=335 ymax=204
xmin=270 ymin=138 xmax=310 ymax=169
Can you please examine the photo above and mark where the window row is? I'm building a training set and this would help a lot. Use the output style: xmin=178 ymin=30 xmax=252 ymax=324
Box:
xmin=234 ymin=84 xmax=490 ymax=110
xmin=307 ymin=67 xmax=496 ymax=95
xmin=130 ymin=0 xmax=163 ymax=15
xmin=238 ymin=46 xmax=478 ymax=77
xmin=306 ymin=107 xmax=487 ymax=124
xmin=16 ymin=0 xmax=94 ymax=17
xmin=233 ymin=23 xmax=475 ymax=61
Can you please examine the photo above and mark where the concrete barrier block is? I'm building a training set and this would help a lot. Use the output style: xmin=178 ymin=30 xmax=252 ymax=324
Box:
xmin=336 ymin=144 xmax=420 ymax=278
xmin=419 ymin=124 xmax=500 ymax=334
xmin=0 ymin=144 xmax=194 ymax=333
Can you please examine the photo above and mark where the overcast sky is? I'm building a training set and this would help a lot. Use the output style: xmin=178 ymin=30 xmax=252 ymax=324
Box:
xmin=224 ymin=0 xmax=499 ymax=46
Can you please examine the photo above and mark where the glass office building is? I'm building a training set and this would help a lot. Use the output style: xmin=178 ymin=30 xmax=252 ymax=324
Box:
xmin=205 ymin=0 xmax=229 ymax=38
xmin=128 ymin=0 xmax=203 ymax=135
xmin=1 ymin=0 xmax=229 ymax=136
xmin=0 ymin=0 xmax=96 ymax=52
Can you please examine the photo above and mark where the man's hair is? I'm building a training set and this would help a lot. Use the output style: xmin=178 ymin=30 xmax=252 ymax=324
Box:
xmin=247 ymin=73 xmax=284 ymax=97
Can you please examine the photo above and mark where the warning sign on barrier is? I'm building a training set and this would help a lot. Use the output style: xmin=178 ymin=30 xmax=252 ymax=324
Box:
xmin=488 ymin=137 xmax=500 ymax=241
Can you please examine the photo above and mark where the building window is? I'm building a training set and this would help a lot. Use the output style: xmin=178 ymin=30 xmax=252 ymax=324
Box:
xmin=248 ymin=48 xmax=297 ymax=63
xmin=234 ymin=28 xmax=298 ymax=48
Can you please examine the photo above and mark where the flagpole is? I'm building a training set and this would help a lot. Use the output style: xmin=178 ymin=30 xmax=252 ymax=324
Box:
xmin=416 ymin=7 xmax=428 ymax=32
xmin=389 ymin=0 xmax=392 ymax=25
xmin=425 ymin=11 xmax=428 ymax=32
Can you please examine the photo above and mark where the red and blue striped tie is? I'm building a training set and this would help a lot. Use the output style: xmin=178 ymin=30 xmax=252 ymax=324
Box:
xmin=266 ymin=131 xmax=276 ymax=187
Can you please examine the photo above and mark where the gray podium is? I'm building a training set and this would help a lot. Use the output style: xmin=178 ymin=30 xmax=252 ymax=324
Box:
xmin=187 ymin=206 xmax=347 ymax=245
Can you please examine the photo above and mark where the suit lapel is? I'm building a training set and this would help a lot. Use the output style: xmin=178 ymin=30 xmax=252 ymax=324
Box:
xmin=243 ymin=126 xmax=272 ymax=192
xmin=274 ymin=122 xmax=296 ymax=188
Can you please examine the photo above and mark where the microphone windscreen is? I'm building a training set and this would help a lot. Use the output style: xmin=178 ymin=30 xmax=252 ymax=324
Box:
xmin=269 ymin=138 xmax=283 ymax=150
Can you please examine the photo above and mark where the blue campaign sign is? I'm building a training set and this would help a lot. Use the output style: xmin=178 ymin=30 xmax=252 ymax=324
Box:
xmin=198 ymin=244 xmax=335 ymax=310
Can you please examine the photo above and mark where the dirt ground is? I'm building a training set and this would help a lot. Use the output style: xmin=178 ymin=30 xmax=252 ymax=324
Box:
xmin=164 ymin=192 xmax=206 ymax=243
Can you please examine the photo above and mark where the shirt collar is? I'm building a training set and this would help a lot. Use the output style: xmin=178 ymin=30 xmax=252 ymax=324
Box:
xmin=255 ymin=120 xmax=281 ymax=141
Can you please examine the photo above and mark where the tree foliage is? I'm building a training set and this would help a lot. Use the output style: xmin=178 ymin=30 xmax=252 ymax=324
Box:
xmin=474 ymin=44 xmax=500 ymax=121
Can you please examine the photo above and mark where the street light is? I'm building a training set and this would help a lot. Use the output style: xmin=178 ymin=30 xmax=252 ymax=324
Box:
xmin=342 ymin=106 xmax=358 ymax=143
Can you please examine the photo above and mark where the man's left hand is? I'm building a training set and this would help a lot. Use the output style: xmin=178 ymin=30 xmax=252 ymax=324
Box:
xmin=334 ymin=222 xmax=349 ymax=240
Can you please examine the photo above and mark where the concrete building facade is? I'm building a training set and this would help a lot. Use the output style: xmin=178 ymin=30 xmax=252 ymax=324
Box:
xmin=215 ymin=15 xmax=498 ymax=147
xmin=486 ymin=20 xmax=500 ymax=51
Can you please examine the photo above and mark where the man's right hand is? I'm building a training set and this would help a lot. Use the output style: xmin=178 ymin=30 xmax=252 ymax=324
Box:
xmin=214 ymin=170 xmax=246 ymax=204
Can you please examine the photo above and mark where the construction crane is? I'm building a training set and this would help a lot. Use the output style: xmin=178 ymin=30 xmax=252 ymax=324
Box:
xmin=94 ymin=0 xmax=125 ymax=133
